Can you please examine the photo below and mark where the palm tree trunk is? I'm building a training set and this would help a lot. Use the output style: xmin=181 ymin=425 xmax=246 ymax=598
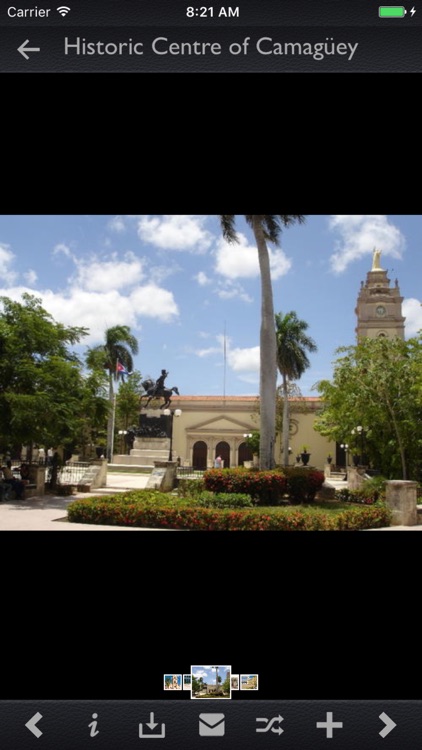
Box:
xmin=282 ymin=373 xmax=290 ymax=466
xmin=252 ymin=216 xmax=277 ymax=470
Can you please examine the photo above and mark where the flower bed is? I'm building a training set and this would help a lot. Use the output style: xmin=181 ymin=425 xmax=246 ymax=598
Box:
xmin=67 ymin=491 xmax=392 ymax=530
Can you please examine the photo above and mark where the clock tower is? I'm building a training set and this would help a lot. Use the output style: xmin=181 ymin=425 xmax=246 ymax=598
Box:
xmin=355 ymin=248 xmax=405 ymax=340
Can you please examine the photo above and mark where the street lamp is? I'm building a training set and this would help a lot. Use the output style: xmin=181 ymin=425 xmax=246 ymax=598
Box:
xmin=340 ymin=443 xmax=349 ymax=480
xmin=163 ymin=408 xmax=182 ymax=461
xmin=118 ymin=430 xmax=127 ymax=454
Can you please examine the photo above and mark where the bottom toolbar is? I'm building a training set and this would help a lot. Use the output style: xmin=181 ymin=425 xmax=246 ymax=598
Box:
xmin=0 ymin=701 xmax=420 ymax=749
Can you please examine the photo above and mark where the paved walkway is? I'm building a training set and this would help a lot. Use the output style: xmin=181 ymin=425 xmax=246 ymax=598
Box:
xmin=0 ymin=472 xmax=165 ymax=531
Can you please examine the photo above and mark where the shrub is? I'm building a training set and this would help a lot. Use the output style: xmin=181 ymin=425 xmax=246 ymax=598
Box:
xmin=280 ymin=467 xmax=325 ymax=503
xmin=67 ymin=491 xmax=392 ymax=530
xmin=203 ymin=468 xmax=287 ymax=505
xmin=336 ymin=477 xmax=387 ymax=505
xmin=177 ymin=478 xmax=205 ymax=499
xmin=196 ymin=491 xmax=254 ymax=509
xmin=336 ymin=504 xmax=392 ymax=530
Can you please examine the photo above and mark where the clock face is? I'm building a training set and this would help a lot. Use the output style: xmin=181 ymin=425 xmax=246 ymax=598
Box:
xmin=376 ymin=305 xmax=386 ymax=317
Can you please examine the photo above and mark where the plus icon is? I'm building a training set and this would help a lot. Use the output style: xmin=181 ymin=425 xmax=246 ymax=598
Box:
xmin=316 ymin=712 xmax=343 ymax=738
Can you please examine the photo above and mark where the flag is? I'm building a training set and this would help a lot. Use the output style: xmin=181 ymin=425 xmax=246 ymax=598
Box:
xmin=116 ymin=361 xmax=129 ymax=377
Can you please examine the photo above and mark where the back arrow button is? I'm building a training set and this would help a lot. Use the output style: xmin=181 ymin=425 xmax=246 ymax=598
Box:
xmin=18 ymin=39 xmax=41 ymax=60
xmin=379 ymin=712 xmax=396 ymax=738
xmin=25 ymin=712 xmax=43 ymax=738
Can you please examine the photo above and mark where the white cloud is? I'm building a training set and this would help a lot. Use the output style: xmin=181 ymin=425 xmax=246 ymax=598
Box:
xmin=328 ymin=215 xmax=405 ymax=273
xmin=137 ymin=215 xmax=213 ymax=252
xmin=108 ymin=215 xmax=126 ymax=232
xmin=215 ymin=280 xmax=252 ymax=302
xmin=129 ymin=284 xmax=179 ymax=322
xmin=24 ymin=269 xmax=38 ymax=284
xmin=52 ymin=242 xmax=73 ymax=258
xmin=195 ymin=271 xmax=211 ymax=286
xmin=74 ymin=253 xmax=145 ymax=292
xmin=228 ymin=345 xmax=260 ymax=372
xmin=0 ymin=243 xmax=18 ymax=285
xmin=0 ymin=281 xmax=178 ymax=344
xmin=403 ymin=298 xmax=422 ymax=337
xmin=214 ymin=232 xmax=291 ymax=280
xmin=194 ymin=333 xmax=224 ymax=357
xmin=196 ymin=345 xmax=222 ymax=358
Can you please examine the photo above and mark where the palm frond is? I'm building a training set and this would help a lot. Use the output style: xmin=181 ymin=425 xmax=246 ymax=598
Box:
xmin=219 ymin=215 xmax=239 ymax=244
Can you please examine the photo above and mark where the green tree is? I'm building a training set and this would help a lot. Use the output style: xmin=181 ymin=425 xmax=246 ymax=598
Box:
xmin=314 ymin=335 xmax=422 ymax=479
xmin=115 ymin=370 xmax=144 ymax=431
xmin=275 ymin=311 xmax=317 ymax=466
xmin=245 ymin=429 xmax=260 ymax=456
xmin=0 ymin=294 xmax=89 ymax=453
xmin=86 ymin=325 xmax=139 ymax=460
xmin=74 ymin=368 xmax=110 ymax=459
xmin=219 ymin=215 xmax=306 ymax=469
xmin=222 ymin=676 xmax=231 ymax=694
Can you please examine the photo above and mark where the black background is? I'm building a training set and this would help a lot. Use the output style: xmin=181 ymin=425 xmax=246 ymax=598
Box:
xmin=1 ymin=46 xmax=419 ymax=708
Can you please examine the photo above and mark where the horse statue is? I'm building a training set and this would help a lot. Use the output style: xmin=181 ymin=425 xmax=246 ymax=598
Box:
xmin=141 ymin=378 xmax=180 ymax=410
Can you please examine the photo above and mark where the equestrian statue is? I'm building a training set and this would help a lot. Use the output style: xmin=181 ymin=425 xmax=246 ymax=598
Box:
xmin=141 ymin=369 xmax=180 ymax=409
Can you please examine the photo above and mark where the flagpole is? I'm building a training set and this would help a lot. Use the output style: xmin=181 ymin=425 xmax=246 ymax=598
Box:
xmin=223 ymin=321 xmax=227 ymax=403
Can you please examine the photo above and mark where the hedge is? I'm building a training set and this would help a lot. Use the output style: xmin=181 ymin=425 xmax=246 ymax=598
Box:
xmin=203 ymin=468 xmax=287 ymax=505
xmin=203 ymin=467 xmax=325 ymax=505
xmin=67 ymin=492 xmax=392 ymax=530
xmin=282 ymin=467 xmax=325 ymax=503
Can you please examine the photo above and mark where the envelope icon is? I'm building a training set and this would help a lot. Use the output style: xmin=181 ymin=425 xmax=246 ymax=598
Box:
xmin=199 ymin=713 xmax=225 ymax=736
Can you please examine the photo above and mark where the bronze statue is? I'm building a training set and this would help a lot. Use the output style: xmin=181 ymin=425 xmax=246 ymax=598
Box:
xmin=140 ymin=373 xmax=179 ymax=410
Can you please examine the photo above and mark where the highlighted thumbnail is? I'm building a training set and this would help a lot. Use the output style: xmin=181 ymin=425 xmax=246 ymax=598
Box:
xmin=191 ymin=665 xmax=232 ymax=699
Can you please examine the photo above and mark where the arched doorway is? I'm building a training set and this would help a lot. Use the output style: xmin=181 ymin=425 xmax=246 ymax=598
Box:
xmin=193 ymin=440 xmax=207 ymax=470
xmin=238 ymin=441 xmax=253 ymax=466
xmin=215 ymin=441 xmax=230 ymax=468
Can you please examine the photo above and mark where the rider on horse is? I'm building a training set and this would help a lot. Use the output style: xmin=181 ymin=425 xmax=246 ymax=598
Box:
xmin=152 ymin=369 xmax=169 ymax=396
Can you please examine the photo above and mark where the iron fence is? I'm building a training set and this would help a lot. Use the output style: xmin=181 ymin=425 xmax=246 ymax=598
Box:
xmin=176 ymin=466 xmax=204 ymax=478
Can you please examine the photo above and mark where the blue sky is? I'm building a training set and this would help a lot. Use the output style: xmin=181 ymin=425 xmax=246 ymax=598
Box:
xmin=0 ymin=214 xmax=421 ymax=396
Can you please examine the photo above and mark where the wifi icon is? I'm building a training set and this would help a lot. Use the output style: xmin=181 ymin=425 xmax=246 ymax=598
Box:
xmin=57 ymin=5 xmax=71 ymax=15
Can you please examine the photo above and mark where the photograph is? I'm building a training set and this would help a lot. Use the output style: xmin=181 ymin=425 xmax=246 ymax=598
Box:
xmin=231 ymin=675 xmax=239 ymax=690
xmin=1 ymin=215 xmax=421 ymax=532
xmin=191 ymin=665 xmax=231 ymax=699
xmin=240 ymin=674 xmax=258 ymax=690
xmin=163 ymin=674 xmax=182 ymax=690
xmin=183 ymin=674 xmax=192 ymax=690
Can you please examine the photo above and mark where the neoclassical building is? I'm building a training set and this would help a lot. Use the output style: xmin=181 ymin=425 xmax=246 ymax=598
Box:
xmin=168 ymin=394 xmax=332 ymax=470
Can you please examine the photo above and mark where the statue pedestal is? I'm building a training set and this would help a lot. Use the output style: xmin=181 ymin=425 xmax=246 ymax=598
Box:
xmin=113 ymin=437 xmax=170 ymax=466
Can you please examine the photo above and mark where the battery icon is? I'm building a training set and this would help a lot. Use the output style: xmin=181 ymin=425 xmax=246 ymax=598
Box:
xmin=378 ymin=6 xmax=407 ymax=16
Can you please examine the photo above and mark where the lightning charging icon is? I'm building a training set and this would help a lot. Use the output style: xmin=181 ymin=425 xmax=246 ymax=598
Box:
xmin=410 ymin=5 xmax=416 ymax=14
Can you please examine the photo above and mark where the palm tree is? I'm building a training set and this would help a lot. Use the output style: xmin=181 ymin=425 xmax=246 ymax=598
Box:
xmin=275 ymin=311 xmax=317 ymax=466
xmin=219 ymin=215 xmax=306 ymax=469
xmin=86 ymin=325 xmax=139 ymax=461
